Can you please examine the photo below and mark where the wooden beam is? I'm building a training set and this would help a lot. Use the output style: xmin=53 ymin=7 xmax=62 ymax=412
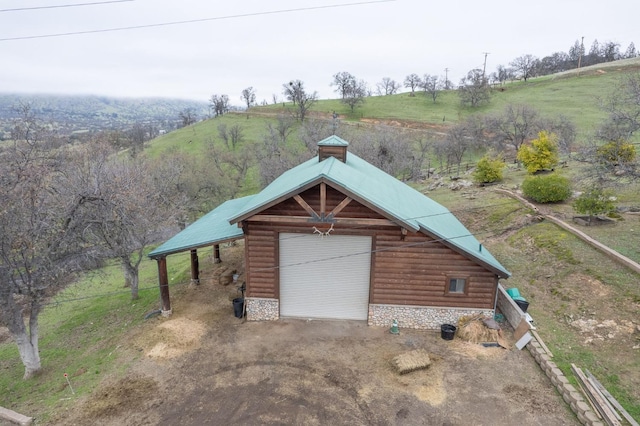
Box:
xmin=157 ymin=257 xmax=171 ymax=315
xmin=572 ymin=364 xmax=621 ymax=426
xmin=190 ymin=249 xmax=200 ymax=285
xmin=293 ymin=194 xmax=320 ymax=220
xmin=213 ymin=244 xmax=221 ymax=263
xmin=247 ymin=214 xmax=397 ymax=227
xmin=329 ymin=196 xmax=352 ymax=217
xmin=320 ymin=182 xmax=326 ymax=216
xmin=585 ymin=370 xmax=637 ymax=426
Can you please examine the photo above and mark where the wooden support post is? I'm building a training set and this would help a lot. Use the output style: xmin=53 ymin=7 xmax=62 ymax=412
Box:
xmin=190 ymin=249 xmax=200 ymax=285
xmin=157 ymin=257 xmax=171 ymax=316
xmin=213 ymin=244 xmax=221 ymax=263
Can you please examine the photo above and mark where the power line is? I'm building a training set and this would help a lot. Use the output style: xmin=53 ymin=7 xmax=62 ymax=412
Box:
xmin=0 ymin=0 xmax=395 ymax=42
xmin=0 ymin=0 xmax=134 ymax=13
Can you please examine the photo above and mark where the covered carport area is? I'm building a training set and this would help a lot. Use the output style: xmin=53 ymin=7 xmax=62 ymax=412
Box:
xmin=148 ymin=196 xmax=253 ymax=315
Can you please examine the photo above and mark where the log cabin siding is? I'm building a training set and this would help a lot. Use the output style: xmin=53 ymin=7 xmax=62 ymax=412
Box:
xmin=244 ymin=185 xmax=499 ymax=310
xmin=371 ymin=233 xmax=497 ymax=309
xmin=244 ymin=224 xmax=278 ymax=298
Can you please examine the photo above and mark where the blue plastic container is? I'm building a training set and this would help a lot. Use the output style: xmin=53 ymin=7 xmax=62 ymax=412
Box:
xmin=506 ymin=288 xmax=521 ymax=299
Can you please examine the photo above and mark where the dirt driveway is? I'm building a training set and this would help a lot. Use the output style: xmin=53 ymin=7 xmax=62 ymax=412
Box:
xmin=57 ymin=255 xmax=578 ymax=426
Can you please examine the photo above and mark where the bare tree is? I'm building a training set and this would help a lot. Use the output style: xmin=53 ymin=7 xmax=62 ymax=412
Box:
xmin=376 ymin=77 xmax=401 ymax=96
xmin=240 ymin=87 xmax=256 ymax=110
xmin=0 ymin=113 xmax=103 ymax=378
xmin=179 ymin=108 xmax=197 ymax=127
xmin=217 ymin=123 xmax=229 ymax=148
xmin=205 ymin=140 xmax=254 ymax=199
xmin=485 ymin=104 xmax=542 ymax=155
xmin=269 ymin=113 xmax=296 ymax=144
xmin=210 ymin=94 xmax=230 ymax=117
xmin=126 ymin=122 xmax=149 ymax=157
xmin=331 ymin=71 xmax=356 ymax=99
xmin=342 ymin=78 xmax=368 ymax=112
xmin=349 ymin=125 xmax=414 ymax=178
xmin=510 ymin=54 xmax=538 ymax=82
xmin=218 ymin=123 xmax=245 ymax=150
xmin=299 ymin=119 xmax=335 ymax=153
xmin=258 ymin=122 xmax=308 ymax=186
xmin=541 ymin=114 xmax=576 ymax=155
xmin=597 ymin=73 xmax=640 ymax=142
xmin=458 ymin=69 xmax=491 ymax=107
xmin=404 ymin=74 xmax=422 ymax=97
xmin=421 ymin=74 xmax=442 ymax=103
xmin=79 ymin=146 xmax=187 ymax=300
xmin=283 ymin=79 xmax=317 ymax=122
xmin=435 ymin=117 xmax=483 ymax=177
xmin=494 ymin=65 xmax=512 ymax=86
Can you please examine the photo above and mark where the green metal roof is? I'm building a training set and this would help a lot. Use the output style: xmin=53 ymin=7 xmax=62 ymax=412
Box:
xmin=228 ymin=151 xmax=510 ymax=278
xmin=148 ymin=195 xmax=254 ymax=259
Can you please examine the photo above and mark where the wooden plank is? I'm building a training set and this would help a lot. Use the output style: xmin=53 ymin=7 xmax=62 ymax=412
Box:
xmin=320 ymin=182 xmax=326 ymax=216
xmin=572 ymin=364 xmax=620 ymax=426
xmin=515 ymin=332 xmax=532 ymax=350
xmin=585 ymin=369 xmax=638 ymax=426
xmin=513 ymin=319 xmax=530 ymax=341
xmin=530 ymin=330 xmax=553 ymax=358
xmin=329 ymin=196 xmax=352 ymax=217
xmin=247 ymin=214 xmax=396 ymax=227
xmin=293 ymin=194 xmax=319 ymax=219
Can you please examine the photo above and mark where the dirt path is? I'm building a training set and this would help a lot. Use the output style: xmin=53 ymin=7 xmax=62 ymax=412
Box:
xmin=53 ymin=250 xmax=577 ymax=426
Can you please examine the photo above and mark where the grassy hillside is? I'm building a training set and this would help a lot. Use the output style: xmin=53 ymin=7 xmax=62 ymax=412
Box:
xmin=250 ymin=57 xmax=640 ymax=140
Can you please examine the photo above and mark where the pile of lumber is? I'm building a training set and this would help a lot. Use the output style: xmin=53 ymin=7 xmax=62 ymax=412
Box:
xmin=571 ymin=364 xmax=638 ymax=426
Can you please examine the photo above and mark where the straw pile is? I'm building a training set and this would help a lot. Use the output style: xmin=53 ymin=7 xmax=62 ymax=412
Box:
xmin=392 ymin=349 xmax=432 ymax=375
xmin=456 ymin=315 xmax=505 ymax=346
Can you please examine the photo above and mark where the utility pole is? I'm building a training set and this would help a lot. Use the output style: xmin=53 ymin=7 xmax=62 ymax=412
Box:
xmin=577 ymin=36 xmax=585 ymax=73
xmin=482 ymin=52 xmax=490 ymax=82
xmin=444 ymin=68 xmax=449 ymax=90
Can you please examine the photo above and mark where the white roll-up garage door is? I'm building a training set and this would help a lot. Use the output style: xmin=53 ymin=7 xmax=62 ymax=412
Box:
xmin=279 ymin=233 xmax=372 ymax=320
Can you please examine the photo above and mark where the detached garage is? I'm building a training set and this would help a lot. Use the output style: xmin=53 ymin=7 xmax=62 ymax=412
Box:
xmin=150 ymin=136 xmax=511 ymax=329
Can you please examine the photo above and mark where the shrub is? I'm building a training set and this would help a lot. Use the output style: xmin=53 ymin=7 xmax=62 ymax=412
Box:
xmin=573 ymin=188 xmax=615 ymax=219
xmin=473 ymin=153 xmax=506 ymax=183
xmin=596 ymin=140 xmax=636 ymax=164
xmin=517 ymin=131 xmax=559 ymax=174
xmin=521 ymin=173 xmax=571 ymax=203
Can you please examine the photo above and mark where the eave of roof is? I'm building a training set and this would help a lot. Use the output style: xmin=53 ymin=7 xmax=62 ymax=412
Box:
xmin=148 ymin=195 xmax=254 ymax=259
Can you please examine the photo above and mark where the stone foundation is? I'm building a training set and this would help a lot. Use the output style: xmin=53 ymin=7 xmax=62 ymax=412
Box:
xmin=246 ymin=297 xmax=279 ymax=321
xmin=368 ymin=304 xmax=493 ymax=329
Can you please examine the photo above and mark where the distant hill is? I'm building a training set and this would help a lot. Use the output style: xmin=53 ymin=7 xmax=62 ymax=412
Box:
xmin=0 ymin=93 xmax=209 ymax=138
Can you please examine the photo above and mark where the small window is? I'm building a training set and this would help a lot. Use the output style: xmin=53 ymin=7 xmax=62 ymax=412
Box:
xmin=448 ymin=278 xmax=466 ymax=294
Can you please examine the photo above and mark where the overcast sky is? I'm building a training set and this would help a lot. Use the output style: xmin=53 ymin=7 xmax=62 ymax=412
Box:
xmin=1 ymin=0 xmax=638 ymax=105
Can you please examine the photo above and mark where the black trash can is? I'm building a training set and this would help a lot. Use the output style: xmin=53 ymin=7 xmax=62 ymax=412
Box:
xmin=233 ymin=297 xmax=244 ymax=318
xmin=514 ymin=299 xmax=529 ymax=313
xmin=440 ymin=324 xmax=457 ymax=340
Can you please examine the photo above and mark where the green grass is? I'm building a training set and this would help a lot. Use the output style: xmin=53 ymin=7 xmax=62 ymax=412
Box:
xmin=0 ymin=251 xmax=193 ymax=422
xmin=144 ymin=112 xmax=272 ymax=158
